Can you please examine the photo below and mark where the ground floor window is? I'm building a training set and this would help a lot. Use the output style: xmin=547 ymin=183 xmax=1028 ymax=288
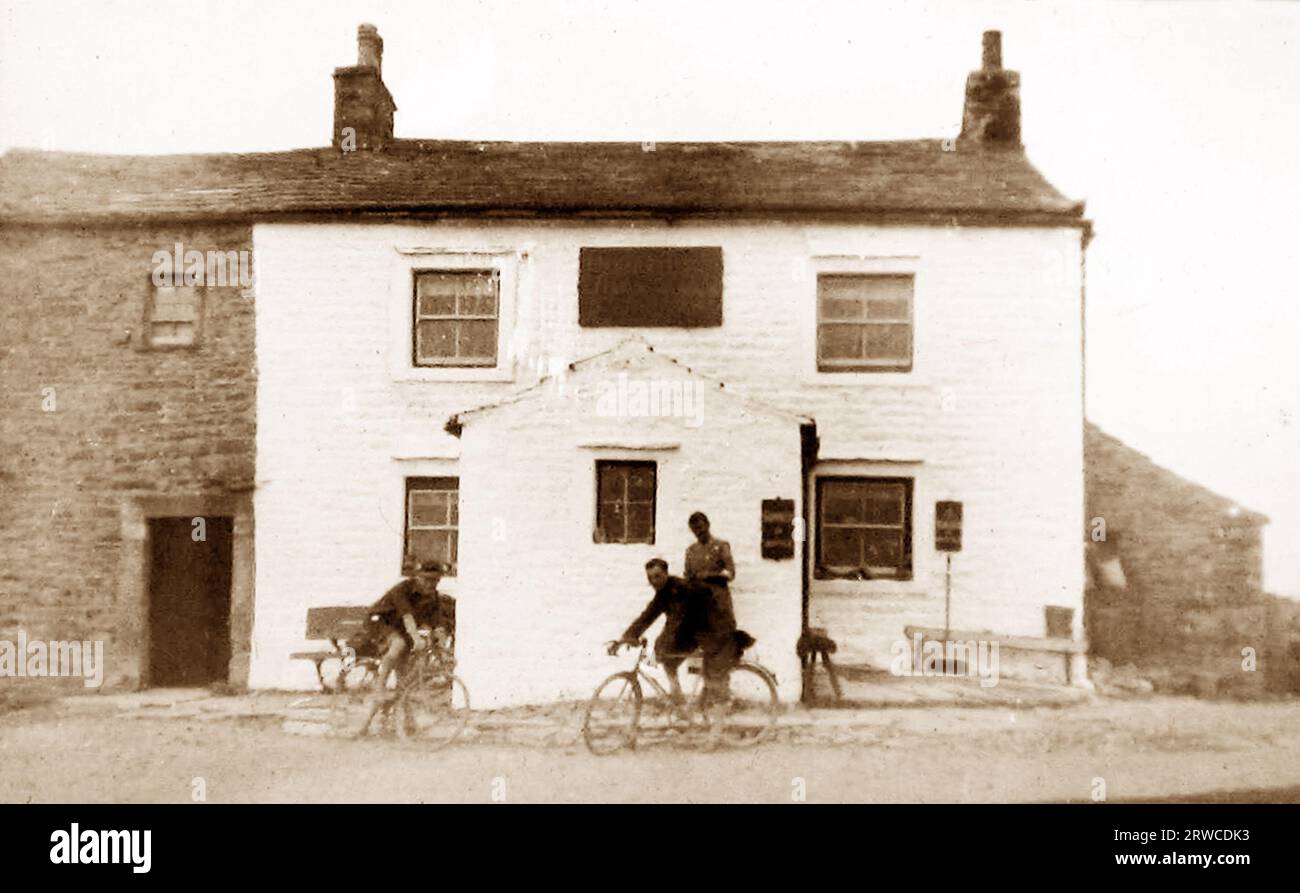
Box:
xmin=594 ymin=461 xmax=656 ymax=544
xmin=405 ymin=477 xmax=459 ymax=573
xmin=816 ymin=476 xmax=912 ymax=580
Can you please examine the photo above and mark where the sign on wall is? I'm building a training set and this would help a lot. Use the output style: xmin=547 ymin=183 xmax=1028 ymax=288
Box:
xmin=761 ymin=498 xmax=796 ymax=560
xmin=935 ymin=501 xmax=963 ymax=552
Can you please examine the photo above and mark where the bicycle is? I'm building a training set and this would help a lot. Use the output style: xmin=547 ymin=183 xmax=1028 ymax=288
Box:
xmin=582 ymin=637 xmax=779 ymax=755
xmin=350 ymin=629 xmax=471 ymax=749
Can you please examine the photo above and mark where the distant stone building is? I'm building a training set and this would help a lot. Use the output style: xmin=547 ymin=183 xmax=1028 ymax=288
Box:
xmin=1084 ymin=423 xmax=1288 ymax=696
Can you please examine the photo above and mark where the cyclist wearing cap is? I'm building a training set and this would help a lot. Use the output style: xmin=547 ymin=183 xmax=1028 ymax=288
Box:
xmin=363 ymin=560 xmax=454 ymax=697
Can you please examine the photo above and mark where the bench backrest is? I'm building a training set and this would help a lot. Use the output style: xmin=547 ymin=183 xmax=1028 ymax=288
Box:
xmin=304 ymin=606 xmax=372 ymax=642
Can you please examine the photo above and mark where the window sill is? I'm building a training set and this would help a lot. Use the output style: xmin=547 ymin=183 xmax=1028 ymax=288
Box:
xmin=802 ymin=370 xmax=930 ymax=388
xmin=391 ymin=365 xmax=516 ymax=384
xmin=138 ymin=344 xmax=202 ymax=353
xmin=811 ymin=578 xmax=931 ymax=599
xmin=815 ymin=571 xmax=913 ymax=583
xmin=591 ymin=535 xmax=656 ymax=546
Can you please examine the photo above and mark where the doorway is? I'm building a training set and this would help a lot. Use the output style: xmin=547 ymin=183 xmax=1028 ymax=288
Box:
xmin=147 ymin=516 xmax=233 ymax=686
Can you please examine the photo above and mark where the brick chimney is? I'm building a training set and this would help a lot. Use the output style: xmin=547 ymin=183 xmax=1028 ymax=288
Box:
xmin=333 ymin=23 xmax=396 ymax=151
xmin=959 ymin=30 xmax=1021 ymax=147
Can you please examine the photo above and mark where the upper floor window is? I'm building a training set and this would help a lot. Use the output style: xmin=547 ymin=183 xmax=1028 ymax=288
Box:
xmin=579 ymin=247 xmax=723 ymax=327
xmin=413 ymin=270 xmax=499 ymax=367
xmin=594 ymin=460 xmax=656 ymax=544
xmin=146 ymin=285 xmax=203 ymax=348
xmin=404 ymin=476 xmax=459 ymax=574
xmin=816 ymin=476 xmax=913 ymax=580
xmin=816 ymin=274 xmax=913 ymax=372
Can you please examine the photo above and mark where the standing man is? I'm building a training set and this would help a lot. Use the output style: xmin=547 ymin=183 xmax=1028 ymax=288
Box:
xmin=683 ymin=512 xmax=740 ymax=739
xmin=684 ymin=511 xmax=737 ymax=634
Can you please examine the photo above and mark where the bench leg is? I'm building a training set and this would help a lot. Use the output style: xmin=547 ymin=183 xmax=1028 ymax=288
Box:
xmin=821 ymin=652 xmax=843 ymax=701
xmin=1068 ymin=651 xmax=1092 ymax=689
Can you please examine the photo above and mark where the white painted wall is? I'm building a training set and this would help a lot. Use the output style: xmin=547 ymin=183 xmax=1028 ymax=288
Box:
xmin=249 ymin=219 xmax=1085 ymax=696
xmin=453 ymin=344 xmax=805 ymax=706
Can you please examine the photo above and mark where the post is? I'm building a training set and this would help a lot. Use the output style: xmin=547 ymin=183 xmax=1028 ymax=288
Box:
xmin=944 ymin=554 xmax=952 ymax=640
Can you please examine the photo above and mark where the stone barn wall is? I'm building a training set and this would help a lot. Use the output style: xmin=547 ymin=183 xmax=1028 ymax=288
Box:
xmin=1083 ymin=423 xmax=1279 ymax=696
xmin=0 ymin=223 xmax=256 ymax=694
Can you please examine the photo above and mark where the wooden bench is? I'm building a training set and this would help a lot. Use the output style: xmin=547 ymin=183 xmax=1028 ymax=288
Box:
xmin=903 ymin=625 xmax=1088 ymax=683
xmin=290 ymin=606 xmax=376 ymax=691
xmin=290 ymin=597 xmax=458 ymax=692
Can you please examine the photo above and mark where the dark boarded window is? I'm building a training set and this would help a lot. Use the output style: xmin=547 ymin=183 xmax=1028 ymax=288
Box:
xmin=579 ymin=247 xmax=723 ymax=327
xmin=816 ymin=477 xmax=913 ymax=580
xmin=594 ymin=461 xmax=656 ymax=544
xmin=404 ymin=477 xmax=459 ymax=573
xmin=413 ymin=270 xmax=499 ymax=367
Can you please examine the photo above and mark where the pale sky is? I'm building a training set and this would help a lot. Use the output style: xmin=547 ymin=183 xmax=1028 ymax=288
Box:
xmin=2 ymin=0 xmax=1297 ymax=596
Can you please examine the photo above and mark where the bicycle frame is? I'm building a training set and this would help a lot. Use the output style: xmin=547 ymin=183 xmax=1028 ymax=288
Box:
xmin=586 ymin=637 xmax=780 ymax=754
xmin=618 ymin=639 xmax=713 ymax=712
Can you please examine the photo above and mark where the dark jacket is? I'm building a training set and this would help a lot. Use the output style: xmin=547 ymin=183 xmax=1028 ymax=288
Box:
xmin=369 ymin=579 xmax=454 ymax=633
xmin=622 ymin=575 xmax=733 ymax=659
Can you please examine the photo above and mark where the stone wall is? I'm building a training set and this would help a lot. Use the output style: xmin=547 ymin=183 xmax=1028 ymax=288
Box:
xmin=1084 ymin=423 xmax=1278 ymax=696
xmin=0 ymin=223 xmax=256 ymax=692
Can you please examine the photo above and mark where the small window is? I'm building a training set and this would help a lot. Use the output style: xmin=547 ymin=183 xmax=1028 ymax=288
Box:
xmin=594 ymin=461 xmax=656 ymax=544
xmin=404 ymin=477 xmax=459 ymax=573
xmin=817 ymin=274 xmax=913 ymax=372
xmin=146 ymin=285 xmax=203 ymax=348
xmin=579 ymin=247 xmax=723 ymax=327
xmin=816 ymin=477 xmax=912 ymax=580
xmin=413 ymin=270 xmax=499 ymax=367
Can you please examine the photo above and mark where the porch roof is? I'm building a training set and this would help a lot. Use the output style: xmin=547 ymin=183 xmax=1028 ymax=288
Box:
xmin=444 ymin=339 xmax=814 ymax=435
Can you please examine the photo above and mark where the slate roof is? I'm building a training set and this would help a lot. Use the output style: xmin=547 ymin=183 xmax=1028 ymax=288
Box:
xmin=0 ymin=138 xmax=1085 ymax=226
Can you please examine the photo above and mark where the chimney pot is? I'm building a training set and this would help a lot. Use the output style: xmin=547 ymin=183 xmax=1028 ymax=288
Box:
xmin=960 ymin=29 xmax=1021 ymax=147
xmin=333 ymin=23 xmax=396 ymax=150
xmin=357 ymin=23 xmax=383 ymax=73
xmin=982 ymin=31 xmax=1002 ymax=70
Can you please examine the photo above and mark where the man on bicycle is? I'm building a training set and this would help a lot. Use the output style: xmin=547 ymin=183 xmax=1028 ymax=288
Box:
xmin=358 ymin=560 xmax=454 ymax=730
xmin=610 ymin=556 xmax=739 ymax=742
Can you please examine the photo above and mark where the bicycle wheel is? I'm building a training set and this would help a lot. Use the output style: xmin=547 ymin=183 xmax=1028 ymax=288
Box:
xmin=396 ymin=674 xmax=470 ymax=749
xmin=716 ymin=663 xmax=779 ymax=748
xmin=582 ymin=672 xmax=642 ymax=755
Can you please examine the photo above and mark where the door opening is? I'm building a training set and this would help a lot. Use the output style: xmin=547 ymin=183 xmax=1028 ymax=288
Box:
xmin=146 ymin=516 xmax=233 ymax=687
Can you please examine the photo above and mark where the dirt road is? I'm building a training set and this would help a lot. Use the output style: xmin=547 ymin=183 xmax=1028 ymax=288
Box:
xmin=2 ymin=695 xmax=1298 ymax=803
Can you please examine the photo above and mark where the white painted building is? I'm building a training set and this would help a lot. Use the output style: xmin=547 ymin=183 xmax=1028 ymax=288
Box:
xmin=245 ymin=26 xmax=1091 ymax=705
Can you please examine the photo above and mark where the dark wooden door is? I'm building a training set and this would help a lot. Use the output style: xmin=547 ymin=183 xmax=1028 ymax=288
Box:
xmin=147 ymin=516 xmax=233 ymax=687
